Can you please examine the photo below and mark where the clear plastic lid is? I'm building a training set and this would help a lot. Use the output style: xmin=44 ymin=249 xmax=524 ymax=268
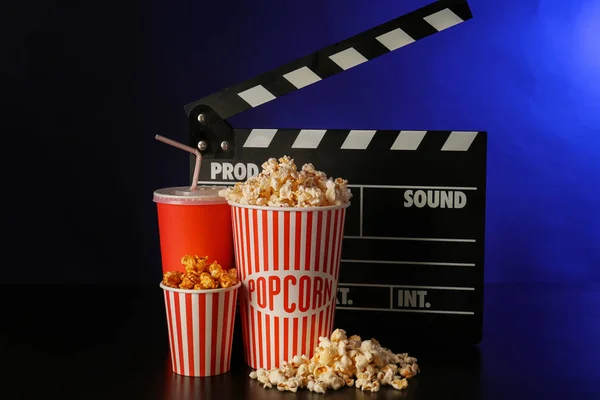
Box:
xmin=153 ymin=185 xmax=227 ymax=205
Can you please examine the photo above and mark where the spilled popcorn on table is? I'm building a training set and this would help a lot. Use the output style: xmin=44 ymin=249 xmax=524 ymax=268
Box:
xmin=248 ymin=328 xmax=419 ymax=394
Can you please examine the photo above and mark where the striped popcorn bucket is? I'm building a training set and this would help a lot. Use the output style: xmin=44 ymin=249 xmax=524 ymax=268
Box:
xmin=229 ymin=201 xmax=350 ymax=370
xmin=161 ymin=282 xmax=241 ymax=377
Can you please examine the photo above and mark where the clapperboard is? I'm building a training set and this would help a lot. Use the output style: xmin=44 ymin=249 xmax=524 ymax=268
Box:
xmin=185 ymin=0 xmax=486 ymax=345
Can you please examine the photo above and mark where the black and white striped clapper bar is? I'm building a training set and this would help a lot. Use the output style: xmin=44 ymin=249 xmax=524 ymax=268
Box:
xmin=186 ymin=0 xmax=486 ymax=345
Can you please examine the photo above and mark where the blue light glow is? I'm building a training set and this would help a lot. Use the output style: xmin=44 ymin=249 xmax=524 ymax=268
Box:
xmin=156 ymin=0 xmax=600 ymax=283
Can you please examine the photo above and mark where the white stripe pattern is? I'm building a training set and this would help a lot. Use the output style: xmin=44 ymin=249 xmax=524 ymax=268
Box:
xmin=278 ymin=211 xmax=285 ymax=270
xmin=267 ymin=211 xmax=274 ymax=271
xmin=238 ymin=85 xmax=276 ymax=107
xmin=241 ymin=129 xmax=479 ymax=150
xmin=215 ymin=292 xmax=225 ymax=374
xmin=241 ymin=209 xmax=249 ymax=282
xmin=179 ymin=296 xmax=189 ymax=375
xmin=279 ymin=318 xmax=284 ymax=370
xmin=319 ymin=212 xmax=327 ymax=271
xmin=283 ymin=66 xmax=322 ymax=89
xmin=424 ymin=8 xmax=464 ymax=32
xmin=270 ymin=315 xmax=276 ymax=369
xmin=300 ymin=212 xmax=307 ymax=270
xmin=305 ymin=316 xmax=312 ymax=359
xmin=288 ymin=319 xmax=293 ymax=361
xmin=162 ymin=286 xmax=239 ymax=377
xmin=291 ymin=129 xmax=327 ymax=148
xmin=391 ymin=130 xmax=427 ymax=150
xmin=225 ymin=290 xmax=237 ymax=371
xmin=169 ymin=291 xmax=180 ymax=373
xmin=257 ymin=210 xmax=264 ymax=272
xmin=261 ymin=308 xmax=267 ymax=367
xmin=376 ymin=28 xmax=415 ymax=51
xmin=205 ymin=295 xmax=212 ymax=374
xmin=231 ymin=205 xmax=348 ymax=369
xmin=326 ymin=210 xmax=335 ymax=273
xmin=341 ymin=130 xmax=377 ymax=149
xmin=243 ymin=129 xmax=278 ymax=148
xmin=192 ymin=292 xmax=200 ymax=375
xmin=441 ymin=131 xmax=478 ymax=151
xmin=298 ymin=317 xmax=304 ymax=359
xmin=289 ymin=212 xmax=296 ymax=268
xmin=248 ymin=210 xmax=256 ymax=273
xmin=164 ymin=291 xmax=175 ymax=371
xmin=310 ymin=211 xmax=318 ymax=275
xmin=329 ymin=47 xmax=369 ymax=70
xmin=253 ymin=307 xmax=260 ymax=367
xmin=248 ymin=298 xmax=255 ymax=367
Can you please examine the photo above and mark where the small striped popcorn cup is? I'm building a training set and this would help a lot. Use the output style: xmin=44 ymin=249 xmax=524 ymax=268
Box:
xmin=160 ymin=281 xmax=241 ymax=377
xmin=229 ymin=202 xmax=349 ymax=370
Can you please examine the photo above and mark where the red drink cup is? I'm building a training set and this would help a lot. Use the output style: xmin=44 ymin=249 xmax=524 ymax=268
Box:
xmin=153 ymin=186 xmax=234 ymax=273
xmin=161 ymin=282 xmax=241 ymax=377
xmin=229 ymin=202 xmax=349 ymax=370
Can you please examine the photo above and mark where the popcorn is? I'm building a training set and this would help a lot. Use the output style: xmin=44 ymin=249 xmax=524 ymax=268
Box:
xmin=255 ymin=368 xmax=269 ymax=385
xmin=330 ymin=329 xmax=348 ymax=342
xmin=313 ymin=365 xmax=331 ymax=378
xmin=268 ymin=369 xmax=285 ymax=385
xmin=217 ymin=271 xmax=235 ymax=288
xmin=412 ymin=363 xmax=420 ymax=374
xmin=218 ymin=156 xmax=352 ymax=207
xmin=311 ymin=381 xmax=327 ymax=394
xmin=296 ymin=364 xmax=308 ymax=377
xmin=318 ymin=347 xmax=337 ymax=366
xmin=208 ymin=262 xmax=223 ymax=278
xmin=379 ymin=365 xmax=396 ymax=385
xmin=405 ymin=355 xmax=418 ymax=364
xmin=355 ymin=378 xmax=380 ymax=392
xmin=248 ymin=328 xmax=420 ymax=394
xmin=162 ymin=271 xmax=183 ymax=288
xmin=179 ymin=274 xmax=200 ymax=290
xmin=355 ymin=354 xmax=369 ymax=371
xmin=282 ymin=364 xmax=296 ymax=379
xmin=161 ymin=255 xmax=239 ymax=290
xmin=333 ymin=355 xmax=353 ymax=376
xmin=227 ymin=268 xmax=237 ymax=280
xmin=342 ymin=375 xmax=355 ymax=387
xmin=277 ymin=377 xmax=301 ymax=393
xmin=399 ymin=366 xmax=416 ymax=379
xmin=319 ymin=372 xmax=345 ymax=390
xmin=391 ymin=378 xmax=409 ymax=390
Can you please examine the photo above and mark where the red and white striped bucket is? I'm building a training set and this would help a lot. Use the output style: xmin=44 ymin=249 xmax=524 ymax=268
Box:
xmin=160 ymin=282 xmax=240 ymax=377
xmin=229 ymin=202 xmax=349 ymax=370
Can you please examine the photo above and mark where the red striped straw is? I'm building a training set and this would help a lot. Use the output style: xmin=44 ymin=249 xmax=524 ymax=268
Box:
xmin=155 ymin=135 xmax=202 ymax=191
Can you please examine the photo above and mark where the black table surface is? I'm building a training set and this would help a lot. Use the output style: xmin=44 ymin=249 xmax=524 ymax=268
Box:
xmin=2 ymin=283 xmax=598 ymax=399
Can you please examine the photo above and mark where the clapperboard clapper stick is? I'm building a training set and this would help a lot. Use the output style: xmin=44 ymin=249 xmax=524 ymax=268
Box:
xmin=185 ymin=0 xmax=487 ymax=346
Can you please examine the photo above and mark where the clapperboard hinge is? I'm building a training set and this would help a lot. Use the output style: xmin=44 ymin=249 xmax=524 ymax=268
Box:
xmin=185 ymin=0 xmax=487 ymax=345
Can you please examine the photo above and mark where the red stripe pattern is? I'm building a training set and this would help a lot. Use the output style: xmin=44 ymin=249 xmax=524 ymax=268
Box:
xmin=230 ymin=204 xmax=348 ymax=370
xmin=162 ymin=283 xmax=240 ymax=377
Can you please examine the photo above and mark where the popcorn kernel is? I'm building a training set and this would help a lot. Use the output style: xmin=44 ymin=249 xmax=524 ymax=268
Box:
xmin=162 ymin=271 xmax=183 ymax=288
